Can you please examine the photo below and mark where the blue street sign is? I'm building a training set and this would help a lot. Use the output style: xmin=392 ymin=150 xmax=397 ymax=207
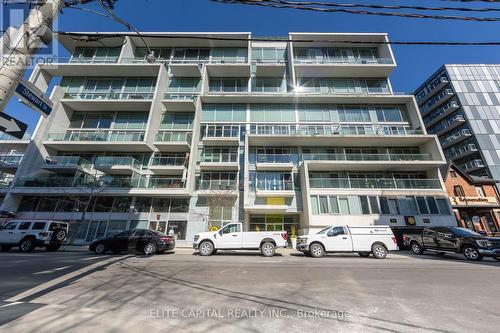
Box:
xmin=15 ymin=80 xmax=53 ymax=116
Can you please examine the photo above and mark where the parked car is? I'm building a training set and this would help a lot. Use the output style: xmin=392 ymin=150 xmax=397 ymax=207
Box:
xmin=296 ymin=225 xmax=398 ymax=259
xmin=193 ymin=222 xmax=288 ymax=257
xmin=403 ymin=226 xmax=500 ymax=261
xmin=89 ymin=229 xmax=175 ymax=255
xmin=0 ymin=220 xmax=68 ymax=252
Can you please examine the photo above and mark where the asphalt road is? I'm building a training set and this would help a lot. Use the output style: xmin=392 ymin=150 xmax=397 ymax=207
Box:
xmin=0 ymin=249 xmax=499 ymax=333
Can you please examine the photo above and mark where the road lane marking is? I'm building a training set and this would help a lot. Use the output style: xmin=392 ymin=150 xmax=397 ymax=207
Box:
xmin=7 ymin=256 xmax=128 ymax=303
xmin=33 ymin=266 xmax=71 ymax=275
xmin=53 ymin=266 xmax=71 ymax=271
xmin=80 ymin=256 xmax=108 ymax=261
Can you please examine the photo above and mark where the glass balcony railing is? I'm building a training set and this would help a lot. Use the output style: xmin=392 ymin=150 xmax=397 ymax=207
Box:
xmin=442 ymin=129 xmax=471 ymax=147
xmin=155 ymin=131 xmax=192 ymax=143
xmin=200 ymin=153 xmax=238 ymax=163
xmin=163 ymin=92 xmax=199 ymax=100
xmin=47 ymin=130 xmax=145 ymax=142
xmin=209 ymin=57 xmax=248 ymax=64
xmin=249 ymin=124 xmax=423 ymax=136
xmin=430 ymin=115 xmax=465 ymax=134
xmin=147 ymin=177 xmax=185 ymax=189
xmin=65 ymin=92 xmax=154 ymax=100
xmin=198 ymin=180 xmax=238 ymax=191
xmin=294 ymin=57 xmax=393 ymax=65
xmin=16 ymin=176 xmax=95 ymax=188
xmin=302 ymin=153 xmax=432 ymax=162
xmin=94 ymin=157 xmax=141 ymax=169
xmin=0 ymin=133 xmax=26 ymax=141
xmin=256 ymin=179 xmax=294 ymax=191
xmin=44 ymin=156 xmax=92 ymax=169
xmin=424 ymin=101 xmax=460 ymax=126
xmin=421 ymin=89 xmax=454 ymax=115
xmin=68 ymin=56 xmax=119 ymax=64
xmin=446 ymin=144 xmax=478 ymax=159
xmin=0 ymin=154 xmax=23 ymax=166
xmin=309 ymin=178 xmax=442 ymax=189
xmin=202 ymin=125 xmax=240 ymax=138
xmin=256 ymin=154 xmax=292 ymax=164
xmin=150 ymin=156 xmax=186 ymax=166
xmin=416 ymin=77 xmax=449 ymax=103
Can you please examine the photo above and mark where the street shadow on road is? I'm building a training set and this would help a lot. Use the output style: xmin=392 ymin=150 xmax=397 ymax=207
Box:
xmin=397 ymin=251 xmax=500 ymax=267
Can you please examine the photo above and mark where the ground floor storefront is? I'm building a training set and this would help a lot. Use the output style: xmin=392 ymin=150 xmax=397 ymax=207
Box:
xmin=454 ymin=207 xmax=500 ymax=236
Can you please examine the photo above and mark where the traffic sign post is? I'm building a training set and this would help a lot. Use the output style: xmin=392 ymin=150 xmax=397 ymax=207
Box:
xmin=0 ymin=112 xmax=27 ymax=139
xmin=14 ymin=79 xmax=53 ymax=117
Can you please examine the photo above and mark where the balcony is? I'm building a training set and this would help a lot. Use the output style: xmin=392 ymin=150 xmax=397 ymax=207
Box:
xmin=424 ymin=100 xmax=460 ymax=128
xmin=441 ymin=129 xmax=472 ymax=149
xmin=446 ymin=144 xmax=479 ymax=160
xmin=293 ymin=57 xmax=395 ymax=77
xmin=65 ymin=92 xmax=154 ymax=100
xmin=253 ymin=59 xmax=287 ymax=77
xmin=94 ymin=157 xmax=141 ymax=175
xmin=39 ymin=60 xmax=160 ymax=78
xmin=420 ymin=89 xmax=454 ymax=117
xmin=433 ymin=115 xmax=466 ymax=137
xmin=256 ymin=154 xmax=294 ymax=171
xmin=197 ymin=180 xmax=238 ymax=196
xmin=0 ymin=133 xmax=30 ymax=149
xmin=416 ymin=77 xmax=450 ymax=106
xmin=163 ymin=93 xmax=198 ymax=112
xmin=149 ymin=156 xmax=187 ymax=175
xmin=0 ymin=154 xmax=23 ymax=172
xmin=45 ymin=130 xmax=149 ymax=152
xmin=255 ymin=179 xmax=295 ymax=197
xmin=199 ymin=154 xmax=239 ymax=171
xmin=201 ymin=125 xmax=240 ymax=146
xmin=309 ymin=178 xmax=442 ymax=190
xmin=147 ymin=177 xmax=185 ymax=189
xmin=206 ymin=59 xmax=251 ymax=77
xmin=68 ymin=56 xmax=119 ymax=64
xmin=303 ymin=153 xmax=440 ymax=171
xmin=462 ymin=159 xmax=486 ymax=172
xmin=248 ymin=123 xmax=428 ymax=146
xmin=169 ymin=60 xmax=204 ymax=77
xmin=154 ymin=131 xmax=192 ymax=152
xmin=43 ymin=156 xmax=92 ymax=174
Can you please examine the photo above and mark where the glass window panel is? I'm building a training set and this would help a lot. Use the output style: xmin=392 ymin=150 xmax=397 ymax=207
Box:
xmin=369 ymin=196 xmax=379 ymax=214
xmin=329 ymin=196 xmax=339 ymax=214
xmin=339 ymin=197 xmax=350 ymax=215
xmin=426 ymin=197 xmax=439 ymax=214
xmin=436 ymin=199 xmax=451 ymax=215
xmin=319 ymin=196 xmax=329 ymax=214
xmin=311 ymin=196 xmax=319 ymax=215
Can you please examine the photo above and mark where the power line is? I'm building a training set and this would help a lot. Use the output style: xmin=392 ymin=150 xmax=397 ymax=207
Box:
xmin=57 ymin=32 xmax=500 ymax=46
xmin=211 ymin=0 xmax=500 ymax=21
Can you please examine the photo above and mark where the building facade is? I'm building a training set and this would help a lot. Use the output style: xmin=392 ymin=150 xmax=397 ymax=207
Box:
xmin=0 ymin=32 xmax=456 ymax=245
xmin=442 ymin=163 xmax=500 ymax=236
xmin=414 ymin=64 xmax=500 ymax=187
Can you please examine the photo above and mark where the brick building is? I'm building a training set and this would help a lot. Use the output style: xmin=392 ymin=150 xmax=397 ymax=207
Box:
xmin=442 ymin=163 xmax=500 ymax=235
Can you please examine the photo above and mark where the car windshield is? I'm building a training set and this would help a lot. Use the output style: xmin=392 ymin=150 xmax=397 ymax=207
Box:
xmin=316 ymin=227 xmax=332 ymax=234
xmin=449 ymin=227 xmax=482 ymax=237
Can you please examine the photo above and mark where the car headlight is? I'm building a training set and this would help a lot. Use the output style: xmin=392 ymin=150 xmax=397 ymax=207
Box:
xmin=194 ymin=235 xmax=199 ymax=242
xmin=476 ymin=240 xmax=493 ymax=247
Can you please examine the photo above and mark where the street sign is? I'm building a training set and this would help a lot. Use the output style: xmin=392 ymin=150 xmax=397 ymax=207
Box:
xmin=0 ymin=112 xmax=27 ymax=139
xmin=14 ymin=79 xmax=53 ymax=116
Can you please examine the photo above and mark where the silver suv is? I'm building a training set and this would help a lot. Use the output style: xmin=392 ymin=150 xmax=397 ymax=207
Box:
xmin=0 ymin=220 xmax=68 ymax=252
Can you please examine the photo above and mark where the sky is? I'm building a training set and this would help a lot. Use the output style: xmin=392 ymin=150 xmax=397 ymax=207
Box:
xmin=2 ymin=0 xmax=500 ymax=135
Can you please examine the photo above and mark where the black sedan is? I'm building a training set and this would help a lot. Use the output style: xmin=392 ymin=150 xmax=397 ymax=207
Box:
xmin=89 ymin=229 xmax=175 ymax=255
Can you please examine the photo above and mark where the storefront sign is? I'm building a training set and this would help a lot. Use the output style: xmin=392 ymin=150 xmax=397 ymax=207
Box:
xmin=450 ymin=196 xmax=498 ymax=206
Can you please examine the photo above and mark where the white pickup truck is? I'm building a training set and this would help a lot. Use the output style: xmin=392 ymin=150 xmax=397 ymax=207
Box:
xmin=296 ymin=225 xmax=398 ymax=259
xmin=193 ymin=223 xmax=288 ymax=257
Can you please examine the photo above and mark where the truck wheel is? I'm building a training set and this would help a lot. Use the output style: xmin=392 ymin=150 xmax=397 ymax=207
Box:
xmin=358 ymin=252 xmax=371 ymax=258
xmin=371 ymin=244 xmax=388 ymax=259
xmin=19 ymin=238 xmax=35 ymax=252
xmin=51 ymin=229 xmax=67 ymax=242
xmin=410 ymin=241 xmax=424 ymax=255
xmin=309 ymin=243 xmax=324 ymax=258
xmin=463 ymin=246 xmax=483 ymax=261
xmin=94 ymin=243 xmax=106 ymax=254
xmin=199 ymin=241 xmax=214 ymax=256
xmin=46 ymin=244 xmax=61 ymax=252
xmin=260 ymin=242 xmax=275 ymax=257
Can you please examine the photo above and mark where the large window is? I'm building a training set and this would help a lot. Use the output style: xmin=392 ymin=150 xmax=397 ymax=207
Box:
xmin=71 ymin=47 xmax=121 ymax=63
xmin=376 ymin=106 xmax=405 ymax=122
xmin=252 ymin=47 xmax=286 ymax=62
xmin=136 ymin=47 xmax=171 ymax=60
xmin=338 ymin=105 xmax=371 ymax=122
xmin=202 ymin=104 xmax=246 ymax=122
xmin=250 ymin=104 xmax=295 ymax=122
xmin=252 ymin=78 xmax=286 ymax=93
xmin=166 ymin=78 xmax=201 ymax=95
xmin=70 ymin=112 xmax=113 ymax=129
xmin=209 ymin=78 xmax=248 ymax=93
xmin=114 ymin=112 xmax=148 ymax=130
xmin=211 ymin=48 xmax=248 ymax=62
xmin=160 ymin=112 xmax=194 ymax=129
xmin=173 ymin=48 xmax=210 ymax=61
xmin=298 ymin=104 xmax=336 ymax=122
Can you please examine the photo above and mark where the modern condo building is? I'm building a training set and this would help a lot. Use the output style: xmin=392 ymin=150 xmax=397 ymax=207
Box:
xmin=0 ymin=32 xmax=456 ymax=245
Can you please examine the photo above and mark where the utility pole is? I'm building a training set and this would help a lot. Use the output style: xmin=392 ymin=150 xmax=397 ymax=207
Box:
xmin=0 ymin=0 xmax=65 ymax=112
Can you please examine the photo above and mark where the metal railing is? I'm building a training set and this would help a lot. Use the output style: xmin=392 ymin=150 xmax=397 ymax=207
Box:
xmin=65 ymin=92 xmax=155 ymax=100
xmin=462 ymin=159 xmax=486 ymax=171
xmin=249 ymin=123 xmax=423 ymax=136
xmin=252 ymin=58 xmax=287 ymax=64
xmin=155 ymin=131 xmax=192 ymax=142
xmin=421 ymin=89 xmax=454 ymax=115
xmin=208 ymin=58 xmax=248 ymax=64
xmin=446 ymin=143 xmax=478 ymax=159
xmin=424 ymin=101 xmax=460 ymax=126
xmin=256 ymin=179 xmax=294 ymax=191
xmin=0 ymin=154 xmax=23 ymax=166
xmin=442 ymin=129 xmax=471 ymax=147
xmin=309 ymin=178 xmax=442 ymax=189
xmin=94 ymin=157 xmax=141 ymax=169
xmin=198 ymin=179 xmax=238 ymax=191
xmin=163 ymin=92 xmax=199 ymax=100
xmin=296 ymin=87 xmax=390 ymax=95
xmin=44 ymin=156 xmax=92 ymax=169
xmin=150 ymin=156 xmax=186 ymax=166
xmin=302 ymin=153 xmax=432 ymax=162
xmin=147 ymin=177 xmax=185 ymax=189
xmin=294 ymin=57 xmax=393 ymax=65
xmin=416 ymin=77 xmax=449 ymax=103
xmin=47 ymin=130 xmax=145 ymax=142
xmin=256 ymin=154 xmax=292 ymax=163
xmin=68 ymin=57 xmax=119 ymax=64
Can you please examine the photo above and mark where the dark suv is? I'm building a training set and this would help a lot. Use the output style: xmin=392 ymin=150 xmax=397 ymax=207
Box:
xmin=403 ymin=227 xmax=500 ymax=261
